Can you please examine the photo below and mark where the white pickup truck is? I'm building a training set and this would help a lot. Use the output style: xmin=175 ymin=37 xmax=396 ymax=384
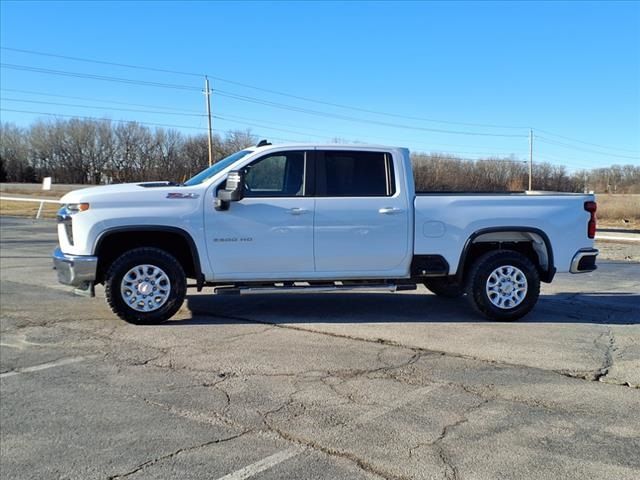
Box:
xmin=53 ymin=141 xmax=598 ymax=324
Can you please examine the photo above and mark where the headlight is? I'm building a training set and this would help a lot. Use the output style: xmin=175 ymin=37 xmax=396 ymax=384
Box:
xmin=66 ymin=203 xmax=90 ymax=213
xmin=57 ymin=203 xmax=90 ymax=223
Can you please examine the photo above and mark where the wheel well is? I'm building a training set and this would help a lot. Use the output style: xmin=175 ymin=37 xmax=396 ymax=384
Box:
xmin=94 ymin=229 xmax=199 ymax=284
xmin=458 ymin=230 xmax=554 ymax=283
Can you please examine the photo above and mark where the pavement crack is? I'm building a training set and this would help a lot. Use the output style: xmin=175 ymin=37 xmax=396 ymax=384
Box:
xmin=437 ymin=448 xmax=459 ymax=480
xmin=107 ymin=430 xmax=251 ymax=479
xmin=554 ymin=329 xmax=635 ymax=387
xmin=211 ymin=326 xmax=276 ymax=344
xmin=262 ymin=423 xmax=398 ymax=480
xmin=193 ymin=311 xmax=637 ymax=389
xmin=454 ymin=382 xmax=560 ymax=411
xmin=134 ymin=395 xmax=243 ymax=430
xmin=429 ymin=398 xmax=488 ymax=480
xmin=260 ymin=387 xmax=306 ymax=426
xmin=593 ymin=328 xmax=616 ymax=382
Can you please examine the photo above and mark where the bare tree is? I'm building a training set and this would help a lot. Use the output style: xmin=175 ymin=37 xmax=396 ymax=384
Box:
xmin=1 ymin=118 xmax=636 ymax=192
xmin=0 ymin=123 xmax=29 ymax=182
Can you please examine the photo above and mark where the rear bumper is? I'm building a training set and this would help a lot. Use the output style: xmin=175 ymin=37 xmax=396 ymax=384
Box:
xmin=52 ymin=247 xmax=98 ymax=287
xmin=570 ymin=248 xmax=598 ymax=273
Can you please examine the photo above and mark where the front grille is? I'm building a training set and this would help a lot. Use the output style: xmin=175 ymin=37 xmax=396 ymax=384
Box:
xmin=64 ymin=221 xmax=74 ymax=246
xmin=57 ymin=205 xmax=74 ymax=246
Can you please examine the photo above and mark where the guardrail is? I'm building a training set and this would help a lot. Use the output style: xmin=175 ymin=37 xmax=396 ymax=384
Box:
xmin=0 ymin=196 xmax=60 ymax=219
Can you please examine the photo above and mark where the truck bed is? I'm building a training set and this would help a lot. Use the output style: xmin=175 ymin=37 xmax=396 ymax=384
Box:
xmin=413 ymin=192 xmax=595 ymax=274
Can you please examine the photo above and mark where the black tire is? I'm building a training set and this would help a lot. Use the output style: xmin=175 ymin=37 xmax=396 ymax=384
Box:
xmin=465 ymin=250 xmax=540 ymax=321
xmin=105 ymin=247 xmax=186 ymax=324
xmin=424 ymin=278 xmax=464 ymax=298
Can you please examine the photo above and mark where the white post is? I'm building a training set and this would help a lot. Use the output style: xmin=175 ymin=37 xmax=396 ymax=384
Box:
xmin=528 ymin=129 xmax=533 ymax=191
xmin=36 ymin=201 xmax=45 ymax=219
xmin=37 ymin=177 xmax=52 ymax=219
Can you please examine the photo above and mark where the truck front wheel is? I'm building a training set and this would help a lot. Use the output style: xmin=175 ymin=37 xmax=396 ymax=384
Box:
xmin=104 ymin=247 xmax=186 ymax=324
xmin=465 ymin=250 xmax=540 ymax=321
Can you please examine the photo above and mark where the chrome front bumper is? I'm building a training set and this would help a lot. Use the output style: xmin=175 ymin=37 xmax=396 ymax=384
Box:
xmin=52 ymin=247 xmax=98 ymax=287
xmin=570 ymin=248 xmax=599 ymax=273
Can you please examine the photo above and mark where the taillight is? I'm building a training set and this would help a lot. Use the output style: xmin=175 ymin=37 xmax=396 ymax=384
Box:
xmin=584 ymin=201 xmax=597 ymax=239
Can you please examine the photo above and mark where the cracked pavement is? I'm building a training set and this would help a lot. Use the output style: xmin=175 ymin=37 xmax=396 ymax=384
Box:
xmin=1 ymin=217 xmax=639 ymax=480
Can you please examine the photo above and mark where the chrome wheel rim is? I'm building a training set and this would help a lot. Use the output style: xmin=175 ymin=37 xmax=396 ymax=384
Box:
xmin=121 ymin=264 xmax=171 ymax=312
xmin=486 ymin=265 xmax=528 ymax=310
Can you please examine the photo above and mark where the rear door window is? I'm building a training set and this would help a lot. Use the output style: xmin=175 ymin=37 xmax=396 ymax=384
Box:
xmin=317 ymin=151 xmax=395 ymax=197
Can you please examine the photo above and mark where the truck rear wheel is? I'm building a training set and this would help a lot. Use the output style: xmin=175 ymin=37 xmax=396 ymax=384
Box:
xmin=424 ymin=278 xmax=464 ymax=298
xmin=465 ymin=250 xmax=540 ymax=321
xmin=105 ymin=247 xmax=186 ymax=324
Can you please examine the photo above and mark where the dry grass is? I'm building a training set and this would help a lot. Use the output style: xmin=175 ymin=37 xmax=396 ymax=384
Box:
xmin=0 ymin=183 xmax=80 ymax=198
xmin=0 ymin=200 xmax=60 ymax=219
xmin=596 ymin=194 xmax=640 ymax=227
xmin=0 ymin=183 xmax=72 ymax=219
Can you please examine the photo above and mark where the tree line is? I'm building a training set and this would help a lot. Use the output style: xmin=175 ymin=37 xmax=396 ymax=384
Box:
xmin=1 ymin=119 xmax=638 ymax=193
xmin=0 ymin=119 xmax=255 ymax=185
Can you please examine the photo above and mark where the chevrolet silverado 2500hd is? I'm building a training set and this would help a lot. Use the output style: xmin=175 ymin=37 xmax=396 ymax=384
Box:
xmin=53 ymin=142 xmax=598 ymax=324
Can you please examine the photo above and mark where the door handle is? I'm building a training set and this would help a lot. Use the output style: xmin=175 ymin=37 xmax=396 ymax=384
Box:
xmin=289 ymin=208 xmax=309 ymax=215
xmin=378 ymin=207 xmax=403 ymax=215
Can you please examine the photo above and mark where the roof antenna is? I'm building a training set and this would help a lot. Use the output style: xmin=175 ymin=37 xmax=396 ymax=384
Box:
xmin=256 ymin=139 xmax=272 ymax=147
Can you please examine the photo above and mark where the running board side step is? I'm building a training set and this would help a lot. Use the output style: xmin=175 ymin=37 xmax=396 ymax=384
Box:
xmin=214 ymin=283 xmax=417 ymax=295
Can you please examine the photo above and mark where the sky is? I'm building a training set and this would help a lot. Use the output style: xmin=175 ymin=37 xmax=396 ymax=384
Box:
xmin=1 ymin=0 xmax=639 ymax=171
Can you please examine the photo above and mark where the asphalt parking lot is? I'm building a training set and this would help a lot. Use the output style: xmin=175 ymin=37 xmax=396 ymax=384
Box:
xmin=1 ymin=217 xmax=639 ymax=480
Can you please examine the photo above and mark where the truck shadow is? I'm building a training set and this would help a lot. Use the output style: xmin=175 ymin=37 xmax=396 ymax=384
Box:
xmin=174 ymin=291 xmax=640 ymax=326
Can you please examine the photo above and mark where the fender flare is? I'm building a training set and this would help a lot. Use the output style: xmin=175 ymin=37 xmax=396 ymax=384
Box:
xmin=94 ymin=225 xmax=204 ymax=290
xmin=455 ymin=226 xmax=555 ymax=283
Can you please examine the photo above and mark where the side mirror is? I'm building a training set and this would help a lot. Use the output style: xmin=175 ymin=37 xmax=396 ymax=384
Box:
xmin=215 ymin=170 xmax=245 ymax=211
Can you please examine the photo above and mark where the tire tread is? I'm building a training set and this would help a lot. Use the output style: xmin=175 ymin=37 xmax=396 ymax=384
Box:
xmin=465 ymin=249 xmax=540 ymax=321
xmin=104 ymin=247 xmax=186 ymax=324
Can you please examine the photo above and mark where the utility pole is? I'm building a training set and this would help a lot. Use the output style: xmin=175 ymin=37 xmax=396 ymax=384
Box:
xmin=204 ymin=76 xmax=214 ymax=167
xmin=528 ymin=128 xmax=533 ymax=191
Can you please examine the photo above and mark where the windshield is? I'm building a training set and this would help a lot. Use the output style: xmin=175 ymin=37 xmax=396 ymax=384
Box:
xmin=183 ymin=150 xmax=253 ymax=186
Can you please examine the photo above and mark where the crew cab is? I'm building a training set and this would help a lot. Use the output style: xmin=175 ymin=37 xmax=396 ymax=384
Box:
xmin=53 ymin=142 xmax=599 ymax=324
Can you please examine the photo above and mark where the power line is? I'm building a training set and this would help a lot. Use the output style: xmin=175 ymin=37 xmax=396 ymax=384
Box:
xmin=412 ymin=153 xmax=527 ymax=164
xmin=5 ymin=60 xmax=633 ymax=161
xmin=3 ymin=47 xmax=636 ymax=154
xmin=1 ymin=46 xmax=203 ymax=78
xmin=1 ymin=97 xmax=205 ymax=117
xmin=535 ymin=128 xmax=639 ymax=154
xmin=534 ymin=153 xmax=593 ymax=169
xmin=1 ymin=108 xmax=597 ymax=169
xmin=214 ymin=90 xmax=527 ymax=137
xmin=0 ymin=108 xmax=527 ymax=161
xmin=0 ymin=108 xmax=206 ymax=130
xmin=213 ymin=114 xmax=327 ymax=140
xmin=0 ymin=93 xmax=344 ymax=140
xmin=217 ymin=112 xmax=525 ymax=155
xmin=0 ymin=46 xmax=528 ymax=130
xmin=0 ymin=108 xmax=313 ymax=143
xmin=1 ymin=88 xmax=526 ymax=153
xmin=216 ymin=113 xmax=523 ymax=157
xmin=0 ymin=62 xmax=528 ymax=138
xmin=1 ymin=95 xmax=526 ymax=156
xmin=537 ymin=136 xmax=640 ymax=160
xmin=0 ymin=88 xmax=203 ymax=114
xmin=0 ymin=63 xmax=201 ymax=91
